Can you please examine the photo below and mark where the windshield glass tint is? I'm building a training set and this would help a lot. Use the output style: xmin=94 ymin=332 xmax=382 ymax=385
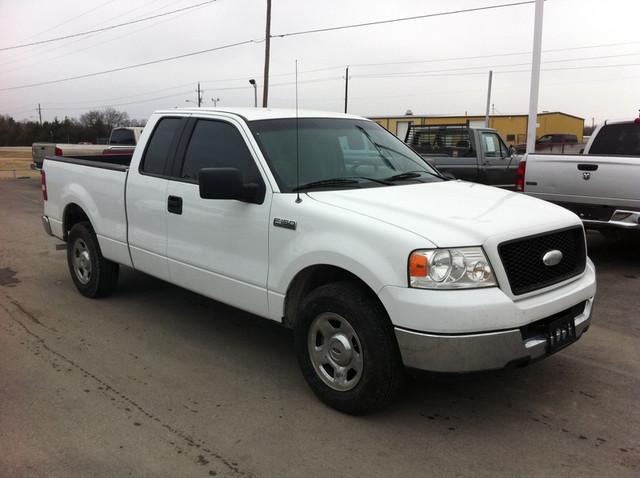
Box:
xmin=249 ymin=118 xmax=441 ymax=192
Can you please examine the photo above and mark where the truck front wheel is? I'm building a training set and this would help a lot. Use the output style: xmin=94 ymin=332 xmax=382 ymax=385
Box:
xmin=67 ymin=222 xmax=119 ymax=298
xmin=294 ymin=281 xmax=404 ymax=415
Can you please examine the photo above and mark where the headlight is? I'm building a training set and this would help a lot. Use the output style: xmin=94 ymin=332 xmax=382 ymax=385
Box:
xmin=409 ymin=247 xmax=497 ymax=289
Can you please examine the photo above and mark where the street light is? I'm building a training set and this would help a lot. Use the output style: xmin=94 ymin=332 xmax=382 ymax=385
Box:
xmin=249 ymin=79 xmax=257 ymax=107
xmin=211 ymin=98 xmax=220 ymax=107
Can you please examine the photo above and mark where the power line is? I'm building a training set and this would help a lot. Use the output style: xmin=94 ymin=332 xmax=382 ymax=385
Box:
xmin=350 ymin=40 xmax=640 ymax=69
xmin=15 ymin=0 xmax=120 ymax=44
xmin=0 ymin=40 xmax=258 ymax=92
xmin=272 ymin=1 xmax=537 ymax=38
xmin=0 ymin=0 xmax=219 ymax=51
xmin=354 ymin=52 xmax=640 ymax=78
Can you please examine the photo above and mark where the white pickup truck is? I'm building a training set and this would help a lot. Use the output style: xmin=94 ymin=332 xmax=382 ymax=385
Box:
xmin=521 ymin=119 xmax=640 ymax=232
xmin=41 ymin=108 xmax=596 ymax=414
xmin=32 ymin=126 xmax=144 ymax=170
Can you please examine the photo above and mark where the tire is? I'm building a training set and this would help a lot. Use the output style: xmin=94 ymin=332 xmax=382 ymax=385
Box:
xmin=294 ymin=281 xmax=404 ymax=415
xmin=67 ymin=221 xmax=119 ymax=298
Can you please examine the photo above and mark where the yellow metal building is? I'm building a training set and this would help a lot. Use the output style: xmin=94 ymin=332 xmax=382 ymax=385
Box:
xmin=370 ymin=112 xmax=584 ymax=146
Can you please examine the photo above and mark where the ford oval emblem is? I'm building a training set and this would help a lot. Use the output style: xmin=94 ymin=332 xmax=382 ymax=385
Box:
xmin=542 ymin=250 xmax=563 ymax=266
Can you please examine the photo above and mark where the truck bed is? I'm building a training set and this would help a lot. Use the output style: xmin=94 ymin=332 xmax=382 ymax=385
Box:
xmin=524 ymin=152 xmax=640 ymax=228
xmin=43 ymin=153 xmax=132 ymax=266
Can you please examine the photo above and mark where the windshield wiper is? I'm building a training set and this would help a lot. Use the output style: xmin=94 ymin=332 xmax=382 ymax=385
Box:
xmin=293 ymin=178 xmax=360 ymax=191
xmin=384 ymin=170 xmax=446 ymax=182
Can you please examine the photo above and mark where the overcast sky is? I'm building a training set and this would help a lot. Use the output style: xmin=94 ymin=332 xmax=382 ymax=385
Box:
xmin=1 ymin=0 xmax=639 ymax=124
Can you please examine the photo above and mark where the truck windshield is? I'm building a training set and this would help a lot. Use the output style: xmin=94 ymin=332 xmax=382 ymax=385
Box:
xmin=249 ymin=118 xmax=442 ymax=192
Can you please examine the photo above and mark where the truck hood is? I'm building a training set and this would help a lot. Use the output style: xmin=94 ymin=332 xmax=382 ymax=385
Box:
xmin=308 ymin=181 xmax=580 ymax=247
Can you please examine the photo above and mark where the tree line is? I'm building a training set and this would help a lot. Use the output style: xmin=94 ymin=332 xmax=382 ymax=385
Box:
xmin=0 ymin=108 xmax=146 ymax=146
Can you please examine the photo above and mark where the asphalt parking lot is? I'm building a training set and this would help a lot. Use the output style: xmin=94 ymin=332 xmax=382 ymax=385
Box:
xmin=0 ymin=177 xmax=638 ymax=478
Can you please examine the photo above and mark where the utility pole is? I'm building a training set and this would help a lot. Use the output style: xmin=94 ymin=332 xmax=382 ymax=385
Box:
xmin=344 ymin=66 xmax=350 ymax=114
xmin=197 ymin=82 xmax=202 ymax=107
xmin=484 ymin=70 xmax=493 ymax=128
xmin=262 ymin=0 xmax=272 ymax=107
xmin=37 ymin=103 xmax=42 ymax=124
xmin=526 ymin=0 xmax=544 ymax=154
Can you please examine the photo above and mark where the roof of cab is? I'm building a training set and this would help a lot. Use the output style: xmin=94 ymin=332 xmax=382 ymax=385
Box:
xmin=153 ymin=107 xmax=369 ymax=122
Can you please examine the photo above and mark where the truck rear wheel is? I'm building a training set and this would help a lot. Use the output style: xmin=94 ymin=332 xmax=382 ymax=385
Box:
xmin=294 ymin=281 xmax=404 ymax=415
xmin=67 ymin=222 xmax=119 ymax=298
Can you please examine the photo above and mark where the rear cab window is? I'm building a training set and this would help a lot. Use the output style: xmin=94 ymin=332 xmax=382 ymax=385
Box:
xmin=109 ymin=128 xmax=136 ymax=145
xmin=406 ymin=125 xmax=475 ymax=158
xmin=589 ymin=123 xmax=640 ymax=156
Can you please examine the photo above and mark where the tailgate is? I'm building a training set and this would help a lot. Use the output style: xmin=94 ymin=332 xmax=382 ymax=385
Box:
xmin=525 ymin=154 xmax=640 ymax=208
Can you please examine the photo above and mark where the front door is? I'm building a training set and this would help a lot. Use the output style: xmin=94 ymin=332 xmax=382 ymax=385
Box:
xmin=478 ymin=131 xmax=515 ymax=188
xmin=166 ymin=117 xmax=271 ymax=317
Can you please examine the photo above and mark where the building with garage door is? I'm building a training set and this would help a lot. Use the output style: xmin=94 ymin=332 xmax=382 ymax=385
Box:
xmin=370 ymin=111 xmax=584 ymax=146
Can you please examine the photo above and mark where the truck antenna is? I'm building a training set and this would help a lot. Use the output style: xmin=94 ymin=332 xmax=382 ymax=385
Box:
xmin=295 ymin=59 xmax=302 ymax=204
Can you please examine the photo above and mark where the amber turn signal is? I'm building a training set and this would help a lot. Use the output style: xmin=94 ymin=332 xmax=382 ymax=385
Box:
xmin=409 ymin=253 xmax=428 ymax=277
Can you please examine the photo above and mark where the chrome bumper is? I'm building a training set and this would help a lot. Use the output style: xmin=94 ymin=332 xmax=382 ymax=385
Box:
xmin=395 ymin=297 xmax=593 ymax=373
xmin=41 ymin=215 xmax=53 ymax=236
xmin=583 ymin=209 xmax=640 ymax=230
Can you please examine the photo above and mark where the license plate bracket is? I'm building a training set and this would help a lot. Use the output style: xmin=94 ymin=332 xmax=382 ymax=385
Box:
xmin=547 ymin=315 xmax=577 ymax=353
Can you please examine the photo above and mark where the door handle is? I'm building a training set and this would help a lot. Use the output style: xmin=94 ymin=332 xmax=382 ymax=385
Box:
xmin=577 ymin=164 xmax=598 ymax=171
xmin=167 ymin=195 xmax=183 ymax=214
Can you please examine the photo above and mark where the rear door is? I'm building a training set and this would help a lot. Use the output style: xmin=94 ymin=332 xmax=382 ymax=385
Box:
xmin=165 ymin=116 xmax=271 ymax=317
xmin=126 ymin=115 xmax=188 ymax=281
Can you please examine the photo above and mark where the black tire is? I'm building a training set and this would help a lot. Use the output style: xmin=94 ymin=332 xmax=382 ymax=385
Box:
xmin=67 ymin=221 xmax=119 ymax=298
xmin=294 ymin=281 xmax=404 ymax=415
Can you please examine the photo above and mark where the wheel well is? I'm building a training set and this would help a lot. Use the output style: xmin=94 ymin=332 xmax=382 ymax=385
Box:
xmin=282 ymin=265 xmax=382 ymax=329
xmin=62 ymin=203 xmax=91 ymax=241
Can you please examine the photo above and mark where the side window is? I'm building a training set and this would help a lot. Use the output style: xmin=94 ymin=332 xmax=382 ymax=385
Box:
xmin=140 ymin=118 xmax=182 ymax=175
xmin=181 ymin=120 xmax=262 ymax=183
xmin=481 ymin=133 xmax=500 ymax=157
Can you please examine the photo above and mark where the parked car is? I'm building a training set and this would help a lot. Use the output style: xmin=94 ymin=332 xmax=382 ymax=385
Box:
xmin=41 ymin=108 xmax=596 ymax=414
xmin=31 ymin=126 xmax=144 ymax=170
xmin=514 ymin=133 xmax=582 ymax=154
xmin=405 ymin=123 xmax=521 ymax=189
xmin=519 ymin=118 xmax=640 ymax=232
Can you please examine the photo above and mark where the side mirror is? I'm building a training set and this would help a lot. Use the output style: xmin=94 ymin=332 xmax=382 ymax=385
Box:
xmin=198 ymin=167 xmax=265 ymax=204
xmin=199 ymin=168 xmax=244 ymax=201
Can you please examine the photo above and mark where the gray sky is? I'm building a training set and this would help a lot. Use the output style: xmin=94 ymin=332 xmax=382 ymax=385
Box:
xmin=1 ymin=0 xmax=639 ymax=124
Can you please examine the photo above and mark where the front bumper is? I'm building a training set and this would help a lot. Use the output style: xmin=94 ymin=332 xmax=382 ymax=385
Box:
xmin=583 ymin=209 xmax=640 ymax=230
xmin=394 ymin=297 xmax=592 ymax=372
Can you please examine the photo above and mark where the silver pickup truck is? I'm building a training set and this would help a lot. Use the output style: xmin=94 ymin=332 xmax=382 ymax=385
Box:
xmin=521 ymin=119 xmax=640 ymax=232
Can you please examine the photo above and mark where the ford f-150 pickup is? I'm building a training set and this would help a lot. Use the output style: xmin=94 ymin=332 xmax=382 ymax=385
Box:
xmin=41 ymin=108 xmax=596 ymax=414
xmin=521 ymin=119 xmax=640 ymax=233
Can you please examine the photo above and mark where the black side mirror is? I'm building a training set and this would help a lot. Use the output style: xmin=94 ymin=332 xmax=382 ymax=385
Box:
xmin=198 ymin=168 xmax=265 ymax=204
xmin=199 ymin=167 xmax=244 ymax=200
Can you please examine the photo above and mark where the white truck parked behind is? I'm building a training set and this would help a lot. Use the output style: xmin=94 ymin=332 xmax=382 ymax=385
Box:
xmin=521 ymin=118 xmax=640 ymax=232
xmin=32 ymin=126 xmax=144 ymax=170
xmin=41 ymin=108 xmax=596 ymax=414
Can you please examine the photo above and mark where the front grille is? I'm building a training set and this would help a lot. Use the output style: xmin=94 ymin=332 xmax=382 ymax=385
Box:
xmin=499 ymin=227 xmax=586 ymax=295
